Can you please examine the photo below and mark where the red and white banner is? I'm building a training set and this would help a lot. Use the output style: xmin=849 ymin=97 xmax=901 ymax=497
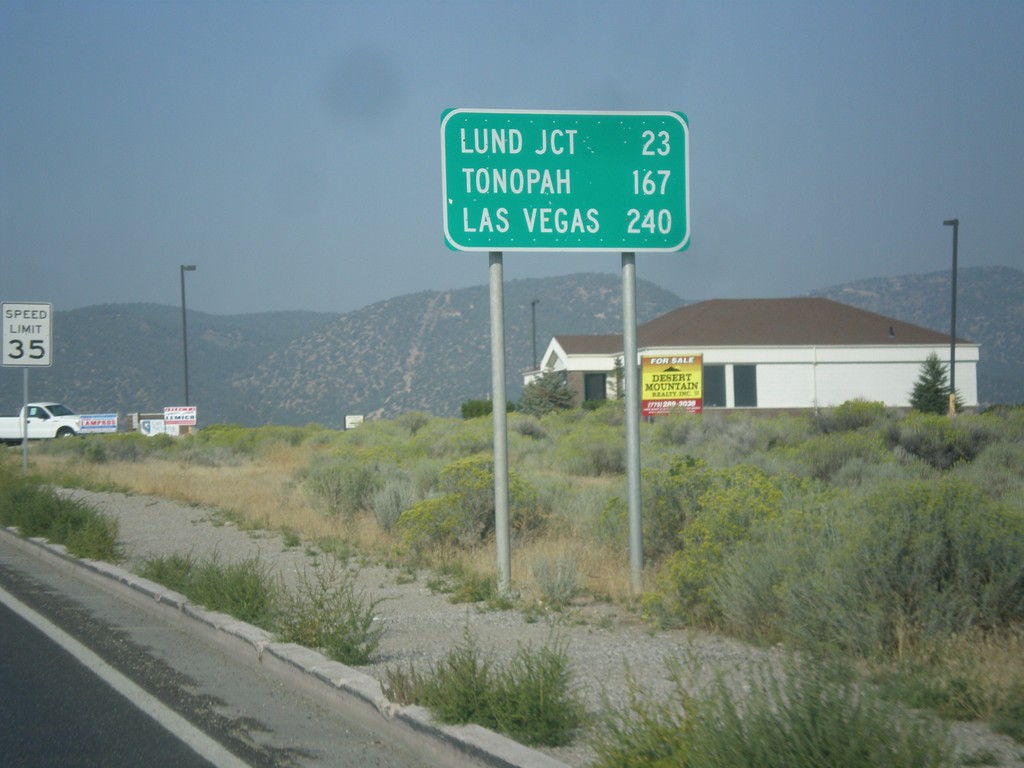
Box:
xmin=164 ymin=406 xmax=197 ymax=426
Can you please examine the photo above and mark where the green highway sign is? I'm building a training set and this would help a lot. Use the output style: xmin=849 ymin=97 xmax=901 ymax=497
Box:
xmin=441 ymin=109 xmax=689 ymax=252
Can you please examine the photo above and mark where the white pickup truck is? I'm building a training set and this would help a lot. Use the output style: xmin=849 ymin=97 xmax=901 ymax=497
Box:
xmin=0 ymin=403 xmax=81 ymax=444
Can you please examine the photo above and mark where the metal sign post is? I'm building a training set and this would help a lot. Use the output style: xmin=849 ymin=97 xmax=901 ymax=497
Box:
xmin=489 ymin=253 xmax=511 ymax=594
xmin=621 ymin=254 xmax=643 ymax=595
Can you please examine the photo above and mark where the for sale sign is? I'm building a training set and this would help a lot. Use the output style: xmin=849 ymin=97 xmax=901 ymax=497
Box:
xmin=641 ymin=355 xmax=703 ymax=416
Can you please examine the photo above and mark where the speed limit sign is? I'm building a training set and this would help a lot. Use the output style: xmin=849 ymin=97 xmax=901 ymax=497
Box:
xmin=2 ymin=302 xmax=53 ymax=367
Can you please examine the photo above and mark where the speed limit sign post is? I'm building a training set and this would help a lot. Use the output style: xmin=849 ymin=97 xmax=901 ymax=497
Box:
xmin=3 ymin=302 xmax=53 ymax=367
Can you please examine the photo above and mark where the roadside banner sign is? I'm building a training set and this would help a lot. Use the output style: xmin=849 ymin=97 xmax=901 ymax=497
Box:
xmin=79 ymin=413 xmax=119 ymax=433
xmin=641 ymin=355 xmax=703 ymax=416
xmin=441 ymin=109 xmax=689 ymax=252
xmin=164 ymin=406 xmax=197 ymax=426
xmin=2 ymin=301 xmax=53 ymax=367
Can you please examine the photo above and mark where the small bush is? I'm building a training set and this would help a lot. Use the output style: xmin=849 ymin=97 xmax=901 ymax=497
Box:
xmin=992 ymin=682 xmax=1024 ymax=743
xmin=787 ymin=429 xmax=890 ymax=482
xmin=138 ymin=552 xmax=276 ymax=628
xmin=653 ymin=409 xmax=700 ymax=446
xmin=383 ymin=627 xmax=583 ymax=747
xmin=274 ymin=559 xmax=384 ymax=665
xmin=396 ymin=411 xmax=431 ymax=436
xmin=638 ymin=456 xmax=712 ymax=561
xmin=645 ymin=464 xmax=786 ymax=625
xmin=0 ymin=471 xmax=119 ymax=561
xmin=591 ymin=665 xmax=690 ymax=768
xmin=885 ymin=412 xmax=996 ymax=470
xmin=510 ymin=414 xmax=546 ymax=440
xmin=370 ymin=475 xmax=418 ymax=531
xmin=460 ymin=399 xmax=492 ymax=419
xmin=459 ymin=400 xmax=514 ymax=419
xmin=556 ymin=421 xmax=626 ymax=476
xmin=593 ymin=654 xmax=953 ymax=768
xmin=305 ymin=458 xmax=382 ymax=519
xmin=814 ymin=399 xmax=890 ymax=433
xmin=531 ymin=554 xmax=580 ymax=608
xmin=397 ymin=455 xmax=539 ymax=552
xmin=687 ymin=656 xmax=953 ymax=768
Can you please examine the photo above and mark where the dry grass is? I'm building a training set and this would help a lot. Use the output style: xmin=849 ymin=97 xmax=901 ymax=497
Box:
xmin=937 ymin=626 xmax=1024 ymax=720
xmin=34 ymin=449 xmax=639 ymax=602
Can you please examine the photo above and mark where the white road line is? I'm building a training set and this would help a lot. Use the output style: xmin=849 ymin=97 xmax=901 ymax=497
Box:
xmin=0 ymin=585 xmax=252 ymax=768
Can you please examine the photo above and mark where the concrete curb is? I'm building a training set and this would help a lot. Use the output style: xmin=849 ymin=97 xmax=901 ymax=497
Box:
xmin=2 ymin=528 xmax=570 ymax=768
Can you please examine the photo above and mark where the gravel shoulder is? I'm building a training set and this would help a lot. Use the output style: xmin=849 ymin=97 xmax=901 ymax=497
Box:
xmin=64 ymin=488 xmax=1024 ymax=768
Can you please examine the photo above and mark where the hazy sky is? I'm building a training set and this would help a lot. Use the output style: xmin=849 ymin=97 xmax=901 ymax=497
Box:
xmin=2 ymin=0 xmax=1021 ymax=316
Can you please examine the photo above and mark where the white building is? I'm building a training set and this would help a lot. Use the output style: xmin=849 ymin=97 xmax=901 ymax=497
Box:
xmin=526 ymin=298 xmax=979 ymax=411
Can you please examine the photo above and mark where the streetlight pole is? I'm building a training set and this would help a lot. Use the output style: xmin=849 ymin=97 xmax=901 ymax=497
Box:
xmin=943 ymin=219 xmax=958 ymax=417
xmin=180 ymin=265 xmax=197 ymax=406
xmin=530 ymin=299 xmax=540 ymax=369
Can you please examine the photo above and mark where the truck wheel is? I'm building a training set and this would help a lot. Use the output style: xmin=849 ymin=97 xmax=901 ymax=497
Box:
xmin=56 ymin=427 xmax=76 ymax=438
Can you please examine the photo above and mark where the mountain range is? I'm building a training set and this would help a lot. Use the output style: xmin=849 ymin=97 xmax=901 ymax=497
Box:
xmin=2 ymin=266 xmax=1020 ymax=427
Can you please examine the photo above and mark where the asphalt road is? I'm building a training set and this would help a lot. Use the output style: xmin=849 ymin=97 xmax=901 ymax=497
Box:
xmin=0 ymin=535 xmax=441 ymax=768
xmin=1 ymin=598 xmax=218 ymax=767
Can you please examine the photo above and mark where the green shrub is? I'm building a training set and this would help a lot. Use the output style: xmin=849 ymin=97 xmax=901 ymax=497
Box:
xmin=518 ymin=370 xmax=575 ymax=416
xmin=383 ymin=628 xmax=583 ymax=747
xmin=638 ymin=456 xmax=712 ymax=561
xmin=687 ymin=656 xmax=953 ymax=768
xmin=0 ymin=471 xmax=119 ymax=561
xmin=885 ymin=412 xmax=996 ymax=470
xmin=274 ymin=559 xmax=384 ymax=664
xmin=394 ymin=411 xmax=430 ymax=436
xmin=397 ymin=455 xmax=539 ymax=552
xmin=645 ymin=464 xmax=786 ymax=625
xmin=64 ymin=513 xmax=121 ymax=561
xmin=509 ymin=414 xmax=546 ymax=440
xmin=952 ymin=440 xmax=1024 ymax=500
xmin=992 ymin=682 xmax=1024 ymax=743
xmin=459 ymin=400 xmax=515 ymax=419
xmin=846 ymin=478 xmax=1024 ymax=637
xmin=591 ymin=665 xmax=690 ymax=768
xmin=787 ymin=429 xmax=891 ymax=482
xmin=305 ymin=458 xmax=383 ymax=519
xmin=530 ymin=554 xmax=580 ymax=608
xmin=556 ymin=420 xmax=626 ymax=476
xmin=593 ymin=654 xmax=953 ymax=768
xmin=653 ymin=409 xmax=701 ymax=447
xmin=369 ymin=474 xmax=418 ymax=531
xmin=193 ymin=423 xmax=317 ymax=455
xmin=814 ymin=399 xmax=890 ymax=433
xmin=717 ymin=476 xmax=1024 ymax=655
xmin=460 ymin=399 xmax=493 ymax=419
xmin=411 ymin=416 xmax=494 ymax=459
xmin=427 ymin=560 xmax=506 ymax=606
xmin=139 ymin=552 xmax=277 ymax=627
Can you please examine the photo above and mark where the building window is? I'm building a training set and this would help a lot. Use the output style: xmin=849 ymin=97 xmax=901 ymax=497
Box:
xmin=704 ymin=365 xmax=726 ymax=408
xmin=734 ymin=365 xmax=757 ymax=407
xmin=584 ymin=373 xmax=607 ymax=402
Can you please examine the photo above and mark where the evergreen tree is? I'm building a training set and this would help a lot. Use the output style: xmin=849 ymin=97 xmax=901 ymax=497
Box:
xmin=518 ymin=370 xmax=575 ymax=416
xmin=910 ymin=353 xmax=961 ymax=414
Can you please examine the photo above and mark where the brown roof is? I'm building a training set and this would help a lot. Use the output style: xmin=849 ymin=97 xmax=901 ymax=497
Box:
xmin=557 ymin=298 xmax=968 ymax=354
xmin=551 ymin=334 xmax=621 ymax=355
